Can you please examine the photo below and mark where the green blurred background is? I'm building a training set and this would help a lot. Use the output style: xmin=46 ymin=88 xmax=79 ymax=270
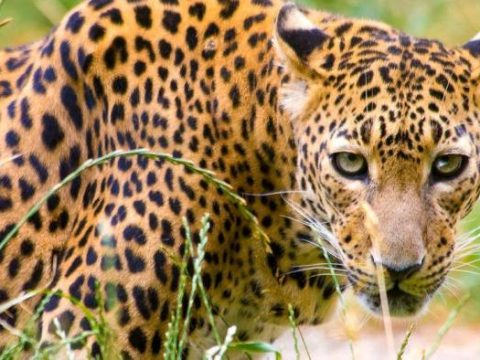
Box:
xmin=1 ymin=0 xmax=480 ymax=47
xmin=1 ymin=0 xmax=480 ymax=315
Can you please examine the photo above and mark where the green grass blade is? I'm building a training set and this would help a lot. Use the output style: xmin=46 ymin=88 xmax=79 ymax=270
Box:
xmin=0 ymin=18 xmax=11 ymax=28
xmin=164 ymin=231 xmax=190 ymax=360
xmin=397 ymin=323 xmax=415 ymax=360
xmin=0 ymin=290 xmax=41 ymax=314
xmin=228 ymin=342 xmax=282 ymax=360
xmin=0 ymin=149 xmax=269 ymax=254
xmin=205 ymin=325 xmax=237 ymax=359
xmin=424 ymin=293 xmax=471 ymax=359
xmin=288 ymin=304 xmax=300 ymax=360
xmin=315 ymin=236 xmax=355 ymax=359
xmin=178 ymin=215 xmax=210 ymax=354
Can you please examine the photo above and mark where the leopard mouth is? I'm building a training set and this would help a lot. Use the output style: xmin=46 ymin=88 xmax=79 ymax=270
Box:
xmin=358 ymin=285 xmax=429 ymax=317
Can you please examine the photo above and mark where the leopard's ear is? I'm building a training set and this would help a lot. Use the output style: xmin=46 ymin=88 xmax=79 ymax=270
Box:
xmin=463 ymin=32 xmax=480 ymax=57
xmin=275 ymin=3 xmax=330 ymax=78
xmin=464 ymin=33 xmax=480 ymax=106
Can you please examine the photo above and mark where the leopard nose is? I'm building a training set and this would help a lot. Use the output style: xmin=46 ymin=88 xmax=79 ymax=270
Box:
xmin=382 ymin=259 xmax=424 ymax=282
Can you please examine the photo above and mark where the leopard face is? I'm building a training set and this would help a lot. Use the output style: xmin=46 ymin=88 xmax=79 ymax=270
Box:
xmin=276 ymin=4 xmax=480 ymax=316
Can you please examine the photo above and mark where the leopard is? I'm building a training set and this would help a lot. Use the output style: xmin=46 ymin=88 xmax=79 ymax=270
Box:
xmin=1 ymin=0 xmax=480 ymax=358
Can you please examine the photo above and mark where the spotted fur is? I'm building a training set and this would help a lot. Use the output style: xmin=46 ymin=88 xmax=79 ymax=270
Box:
xmin=1 ymin=0 xmax=480 ymax=358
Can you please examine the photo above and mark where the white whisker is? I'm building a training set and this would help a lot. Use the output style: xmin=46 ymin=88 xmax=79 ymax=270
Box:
xmin=289 ymin=262 xmax=344 ymax=270
xmin=308 ymin=272 xmax=347 ymax=279
xmin=283 ymin=198 xmax=340 ymax=250
xmin=241 ymin=190 xmax=308 ymax=197
xmin=450 ymin=268 xmax=480 ymax=276
xmin=452 ymin=258 xmax=480 ymax=268
xmin=284 ymin=267 xmax=348 ymax=276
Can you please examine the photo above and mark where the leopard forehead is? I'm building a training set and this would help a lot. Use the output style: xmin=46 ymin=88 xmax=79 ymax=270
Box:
xmin=279 ymin=10 xmax=480 ymax=167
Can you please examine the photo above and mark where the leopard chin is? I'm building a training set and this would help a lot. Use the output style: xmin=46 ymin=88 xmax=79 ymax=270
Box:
xmin=357 ymin=286 xmax=430 ymax=317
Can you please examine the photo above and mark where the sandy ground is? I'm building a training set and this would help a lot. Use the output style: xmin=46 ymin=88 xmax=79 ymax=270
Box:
xmin=274 ymin=322 xmax=480 ymax=359
xmin=272 ymin=295 xmax=480 ymax=360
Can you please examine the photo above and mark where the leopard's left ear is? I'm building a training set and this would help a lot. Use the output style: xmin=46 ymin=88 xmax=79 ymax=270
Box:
xmin=275 ymin=3 xmax=330 ymax=78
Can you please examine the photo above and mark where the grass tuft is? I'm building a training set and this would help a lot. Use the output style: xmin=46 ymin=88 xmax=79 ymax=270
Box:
xmin=0 ymin=149 xmax=270 ymax=359
xmin=164 ymin=214 xmax=213 ymax=359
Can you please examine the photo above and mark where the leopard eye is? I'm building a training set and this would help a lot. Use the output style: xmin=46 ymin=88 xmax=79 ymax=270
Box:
xmin=331 ymin=152 xmax=368 ymax=179
xmin=432 ymin=154 xmax=468 ymax=181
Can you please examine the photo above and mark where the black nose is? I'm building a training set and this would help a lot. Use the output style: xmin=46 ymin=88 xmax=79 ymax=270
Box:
xmin=382 ymin=261 xmax=424 ymax=282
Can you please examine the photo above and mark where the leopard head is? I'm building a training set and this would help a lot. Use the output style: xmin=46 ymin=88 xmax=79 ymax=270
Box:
xmin=275 ymin=3 xmax=480 ymax=316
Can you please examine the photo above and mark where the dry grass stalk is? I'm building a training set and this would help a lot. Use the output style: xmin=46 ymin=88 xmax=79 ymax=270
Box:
xmin=362 ymin=202 xmax=396 ymax=359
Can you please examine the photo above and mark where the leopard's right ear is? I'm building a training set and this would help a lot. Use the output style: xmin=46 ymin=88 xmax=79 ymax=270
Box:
xmin=463 ymin=32 xmax=480 ymax=57
xmin=463 ymin=33 xmax=480 ymax=106
xmin=275 ymin=3 xmax=330 ymax=78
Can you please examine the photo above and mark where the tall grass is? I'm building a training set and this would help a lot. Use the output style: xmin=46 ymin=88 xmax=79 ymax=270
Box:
xmin=0 ymin=150 xmax=281 ymax=359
